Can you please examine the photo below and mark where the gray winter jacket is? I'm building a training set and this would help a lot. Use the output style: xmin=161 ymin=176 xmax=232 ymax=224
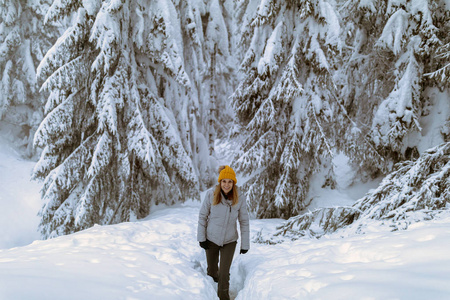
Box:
xmin=197 ymin=188 xmax=250 ymax=250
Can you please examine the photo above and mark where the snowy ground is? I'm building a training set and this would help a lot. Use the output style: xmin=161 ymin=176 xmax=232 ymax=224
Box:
xmin=1 ymin=200 xmax=450 ymax=300
xmin=1 ymin=139 xmax=450 ymax=299
xmin=0 ymin=136 xmax=41 ymax=249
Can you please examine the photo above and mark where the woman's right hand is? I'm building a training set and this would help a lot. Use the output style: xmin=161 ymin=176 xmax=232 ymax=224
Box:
xmin=199 ymin=240 xmax=209 ymax=250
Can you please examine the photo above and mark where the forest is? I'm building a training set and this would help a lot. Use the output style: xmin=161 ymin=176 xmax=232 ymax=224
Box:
xmin=0 ymin=0 xmax=448 ymax=239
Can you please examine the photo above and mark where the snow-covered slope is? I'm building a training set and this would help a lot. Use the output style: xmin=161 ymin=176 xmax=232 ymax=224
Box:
xmin=0 ymin=136 xmax=41 ymax=249
xmin=1 ymin=200 xmax=450 ymax=300
xmin=0 ymin=203 xmax=217 ymax=300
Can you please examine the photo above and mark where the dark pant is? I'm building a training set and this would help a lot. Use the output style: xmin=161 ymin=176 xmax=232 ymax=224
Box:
xmin=205 ymin=240 xmax=237 ymax=300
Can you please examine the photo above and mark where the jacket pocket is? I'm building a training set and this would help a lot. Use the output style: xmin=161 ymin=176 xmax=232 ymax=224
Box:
xmin=206 ymin=222 xmax=221 ymax=243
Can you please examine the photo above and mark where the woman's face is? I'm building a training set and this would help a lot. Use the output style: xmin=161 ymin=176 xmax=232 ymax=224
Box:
xmin=220 ymin=179 xmax=234 ymax=194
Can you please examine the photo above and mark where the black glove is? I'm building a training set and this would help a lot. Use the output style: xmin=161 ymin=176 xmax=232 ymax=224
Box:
xmin=240 ymin=249 xmax=248 ymax=254
xmin=199 ymin=240 xmax=209 ymax=250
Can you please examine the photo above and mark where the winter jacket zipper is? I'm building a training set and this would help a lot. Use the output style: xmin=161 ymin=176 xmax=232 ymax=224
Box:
xmin=219 ymin=198 xmax=233 ymax=246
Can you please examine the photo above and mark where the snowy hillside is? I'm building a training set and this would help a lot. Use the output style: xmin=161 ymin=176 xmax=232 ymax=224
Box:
xmin=1 ymin=200 xmax=450 ymax=300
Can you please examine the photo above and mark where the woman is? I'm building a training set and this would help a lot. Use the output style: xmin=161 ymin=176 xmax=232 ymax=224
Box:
xmin=197 ymin=165 xmax=250 ymax=300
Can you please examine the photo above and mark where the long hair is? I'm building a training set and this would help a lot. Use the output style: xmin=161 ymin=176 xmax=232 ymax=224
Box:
xmin=213 ymin=166 xmax=239 ymax=205
xmin=213 ymin=184 xmax=239 ymax=206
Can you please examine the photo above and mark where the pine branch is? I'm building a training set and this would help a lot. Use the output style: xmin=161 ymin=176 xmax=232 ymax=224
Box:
xmin=275 ymin=142 xmax=450 ymax=239
xmin=329 ymin=83 xmax=385 ymax=163
xmin=424 ymin=62 xmax=450 ymax=82
xmin=312 ymin=108 xmax=334 ymax=158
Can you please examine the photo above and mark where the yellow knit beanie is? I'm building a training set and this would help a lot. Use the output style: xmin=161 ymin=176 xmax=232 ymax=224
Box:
xmin=218 ymin=165 xmax=237 ymax=184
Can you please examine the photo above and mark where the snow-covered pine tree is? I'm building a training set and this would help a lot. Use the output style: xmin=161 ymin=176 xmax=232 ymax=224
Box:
xmin=0 ymin=0 xmax=59 ymax=157
xmin=175 ymin=0 xmax=237 ymax=188
xmin=271 ymin=1 xmax=450 ymax=240
xmin=338 ymin=0 xmax=449 ymax=175
xmin=34 ymin=0 xmax=199 ymax=238
xmin=424 ymin=1 xmax=450 ymax=84
xmin=424 ymin=3 xmax=450 ymax=141
xmin=232 ymin=0 xmax=342 ymax=218
xmin=275 ymin=141 xmax=450 ymax=239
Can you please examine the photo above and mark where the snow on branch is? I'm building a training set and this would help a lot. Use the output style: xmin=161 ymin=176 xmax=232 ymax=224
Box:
xmin=1 ymin=0 xmax=20 ymax=26
xmin=89 ymin=7 xmax=120 ymax=75
xmin=425 ymin=42 xmax=450 ymax=83
xmin=97 ymin=78 xmax=119 ymax=135
xmin=32 ymin=145 xmax=58 ymax=181
xmin=274 ymin=133 xmax=304 ymax=207
xmin=39 ymin=135 xmax=95 ymax=220
xmin=89 ymin=7 xmax=119 ymax=51
xmin=279 ymin=132 xmax=302 ymax=171
xmin=44 ymin=0 xmax=79 ymax=24
xmin=38 ymin=10 xmax=87 ymax=80
xmin=252 ymin=0 xmax=277 ymax=26
xmin=246 ymin=97 xmax=276 ymax=130
xmin=317 ymin=0 xmax=340 ymax=45
xmin=425 ymin=62 xmax=450 ymax=83
xmin=308 ymin=35 xmax=330 ymax=71
xmin=40 ymin=56 xmax=88 ymax=92
xmin=104 ymin=0 xmax=123 ymax=12
xmin=0 ymin=60 xmax=13 ymax=116
xmin=274 ymin=171 xmax=291 ymax=207
xmin=356 ymin=0 xmax=376 ymax=13
xmin=153 ymin=0 xmax=191 ymax=87
xmin=206 ymin=0 xmax=229 ymax=56
xmin=127 ymin=89 xmax=157 ymax=168
xmin=241 ymin=26 xmax=269 ymax=71
xmin=144 ymin=90 xmax=198 ymax=188
xmin=275 ymin=206 xmax=361 ymax=239
xmin=236 ymin=130 xmax=276 ymax=173
xmin=33 ymin=93 xmax=75 ymax=148
xmin=274 ymin=56 xmax=303 ymax=102
xmin=371 ymin=50 xmax=422 ymax=151
xmin=87 ymin=132 xmax=113 ymax=178
xmin=38 ymin=136 xmax=97 ymax=238
xmin=376 ymin=9 xmax=407 ymax=55
xmin=257 ymin=21 xmax=283 ymax=77
xmin=74 ymin=179 xmax=97 ymax=229
xmin=356 ymin=143 xmax=450 ymax=221
xmin=0 ymin=31 xmax=21 ymax=63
